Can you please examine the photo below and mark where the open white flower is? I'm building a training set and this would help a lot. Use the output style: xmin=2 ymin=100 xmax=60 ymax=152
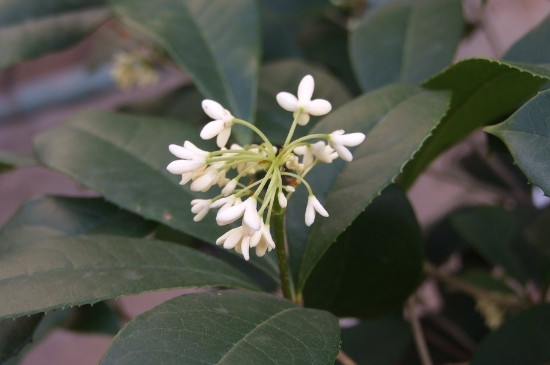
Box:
xmin=200 ymin=100 xmax=234 ymax=148
xmin=305 ymin=195 xmax=329 ymax=226
xmin=328 ymin=130 xmax=366 ymax=162
xmin=276 ymin=75 xmax=332 ymax=126
xmin=166 ymin=141 xmax=208 ymax=174
xmin=294 ymin=141 xmax=338 ymax=168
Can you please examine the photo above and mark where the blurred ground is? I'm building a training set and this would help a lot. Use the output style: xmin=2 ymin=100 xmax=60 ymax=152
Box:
xmin=1 ymin=0 xmax=550 ymax=363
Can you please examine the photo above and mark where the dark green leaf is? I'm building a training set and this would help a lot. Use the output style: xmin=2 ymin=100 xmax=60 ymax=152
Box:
xmin=471 ymin=304 xmax=550 ymax=365
xmin=295 ymin=85 xmax=449 ymax=290
xmin=0 ymin=235 xmax=259 ymax=320
xmin=303 ymin=185 xmax=423 ymax=317
xmin=256 ymin=59 xmax=352 ymax=144
xmin=102 ymin=290 xmax=340 ymax=365
xmin=0 ymin=314 xmax=44 ymax=363
xmin=400 ymin=59 xmax=550 ymax=188
xmin=486 ymin=88 xmax=550 ymax=197
xmin=451 ymin=206 xmax=526 ymax=282
xmin=258 ymin=0 xmax=327 ymax=60
xmin=503 ymin=13 xmax=550 ymax=64
xmin=341 ymin=317 xmax=411 ymax=365
xmin=65 ymin=302 xmax=121 ymax=335
xmin=0 ymin=195 xmax=156 ymax=254
xmin=108 ymin=0 xmax=260 ymax=138
xmin=525 ymin=207 xmax=550 ymax=257
xmin=350 ymin=0 xmax=464 ymax=92
xmin=33 ymin=111 xmax=279 ymax=280
xmin=0 ymin=151 xmax=36 ymax=173
xmin=0 ymin=7 xmax=110 ymax=69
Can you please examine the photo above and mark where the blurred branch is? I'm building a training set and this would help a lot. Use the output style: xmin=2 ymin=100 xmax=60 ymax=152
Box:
xmin=407 ymin=297 xmax=434 ymax=365
xmin=424 ymin=261 xmax=528 ymax=310
xmin=336 ymin=350 xmax=358 ymax=365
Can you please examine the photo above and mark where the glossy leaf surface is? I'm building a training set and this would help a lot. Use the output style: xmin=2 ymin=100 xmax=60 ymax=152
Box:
xmin=0 ymin=195 xmax=155 ymax=254
xmin=102 ymin=290 xmax=340 ymax=365
xmin=294 ymin=84 xmax=449 ymax=290
xmin=400 ymin=59 xmax=550 ymax=188
xmin=350 ymin=0 xmax=463 ymax=92
xmin=0 ymin=236 xmax=259 ymax=319
xmin=0 ymin=7 xmax=109 ymax=69
xmin=486 ymin=88 xmax=550 ymax=196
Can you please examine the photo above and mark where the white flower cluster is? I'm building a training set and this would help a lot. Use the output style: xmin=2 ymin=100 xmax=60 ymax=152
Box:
xmin=167 ymin=75 xmax=365 ymax=260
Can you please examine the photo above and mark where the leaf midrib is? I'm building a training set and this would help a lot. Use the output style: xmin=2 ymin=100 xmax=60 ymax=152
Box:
xmin=216 ymin=307 xmax=315 ymax=364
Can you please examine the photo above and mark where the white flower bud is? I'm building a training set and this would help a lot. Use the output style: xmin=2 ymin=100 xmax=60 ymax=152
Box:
xmin=278 ymin=191 xmax=288 ymax=208
xmin=305 ymin=195 xmax=329 ymax=226
xmin=190 ymin=199 xmax=211 ymax=222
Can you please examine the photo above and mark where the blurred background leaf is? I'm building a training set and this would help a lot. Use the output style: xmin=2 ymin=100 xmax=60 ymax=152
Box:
xmin=0 ymin=1 xmax=110 ymax=69
xmin=108 ymin=0 xmax=261 ymax=144
xmin=471 ymin=304 xmax=550 ymax=365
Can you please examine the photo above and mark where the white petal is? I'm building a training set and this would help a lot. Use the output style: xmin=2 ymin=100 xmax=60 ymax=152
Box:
xmin=333 ymin=144 xmax=353 ymax=162
xmin=297 ymin=75 xmax=314 ymax=102
xmin=221 ymin=179 xmax=237 ymax=196
xmin=276 ymin=92 xmax=298 ymax=112
xmin=190 ymin=170 xmax=217 ymax=192
xmin=216 ymin=200 xmax=246 ymax=225
xmin=311 ymin=196 xmax=329 ymax=217
xmin=262 ymin=225 xmax=276 ymax=249
xmin=278 ymin=191 xmax=287 ymax=208
xmin=243 ymin=198 xmax=261 ymax=232
xmin=210 ymin=196 xmax=232 ymax=209
xmin=183 ymin=141 xmax=208 ymax=156
xmin=193 ymin=208 xmax=208 ymax=222
xmin=223 ymin=228 xmax=243 ymax=250
xmin=306 ymin=99 xmax=332 ymax=116
xmin=305 ymin=198 xmax=316 ymax=226
xmin=166 ymin=159 xmax=202 ymax=174
xmin=336 ymin=132 xmax=366 ymax=147
xmin=296 ymin=112 xmax=310 ymax=126
xmin=216 ymin=126 xmax=232 ymax=148
xmin=293 ymin=145 xmax=307 ymax=155
xmin=168 ymin=144 xmax=189 ymax=159
xmin=202 ymin=99 xmax=225 ymax=120
xmin=250 ymin=229 xmax=262 ymax=248
xmin=200 ymin=120 xmax=225 ymax=140
xmin=241 ymin=236 xmax=251 ymax=261
xmin=179 ymin=172 xmax=194 ymax=185
xmin=255 ymin=241 xmax=269 ymax=257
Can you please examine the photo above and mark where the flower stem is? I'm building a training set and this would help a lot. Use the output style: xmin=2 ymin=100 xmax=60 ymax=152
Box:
xmin=272 ymin=208 xmax=296 ymax=302
xmin=407 ymin=296 xmax=433 ymax=365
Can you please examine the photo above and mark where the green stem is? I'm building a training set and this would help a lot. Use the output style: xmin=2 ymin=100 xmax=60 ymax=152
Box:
xmin=272 ymin=208 xmax=296 ymax=302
